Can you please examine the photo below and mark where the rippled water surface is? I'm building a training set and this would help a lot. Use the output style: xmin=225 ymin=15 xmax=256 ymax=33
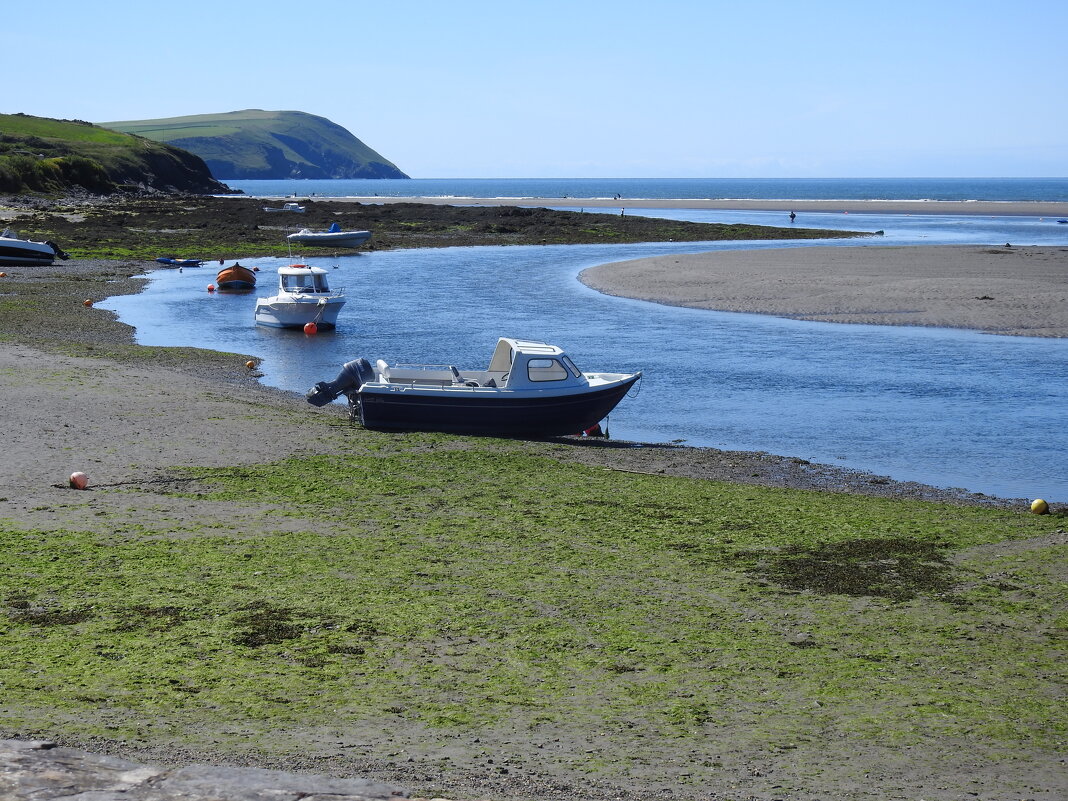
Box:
xmin=101 ymin=209 xmax=1068 ymax=501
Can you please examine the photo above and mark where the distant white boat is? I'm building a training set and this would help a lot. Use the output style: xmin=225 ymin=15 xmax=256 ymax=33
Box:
xmin=287 ymin=222 xmax=371 ymax=248
xmin=254 ymin=263 xmax=345 ymax=329
xmin=0 ymin=228 xmax=69 ymax=266
xmin=263 ymin=202 xmax=305 ymax=213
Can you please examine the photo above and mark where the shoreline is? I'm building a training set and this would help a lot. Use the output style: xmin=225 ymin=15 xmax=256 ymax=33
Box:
xmin=255 ymin=194 xmax=1068 ymax=217
xmin=580 ymin=244 xmax=1068 ymax=338
xmin=0 ymin=257 xmax=1030 ymax=516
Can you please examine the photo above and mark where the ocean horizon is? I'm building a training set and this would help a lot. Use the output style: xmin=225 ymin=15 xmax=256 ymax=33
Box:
xmin=222 ymin=177 xmax=1068 ymax=203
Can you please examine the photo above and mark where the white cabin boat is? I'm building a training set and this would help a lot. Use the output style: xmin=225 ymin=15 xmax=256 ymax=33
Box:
xmin=253 ymin=264 xmax=345 ymax=329
xmin=306 ymin=338 xmax=641 ymax=437
xmin=0 ymin=228 xmax=69 ymax=266
xmin=262 ymin=202 xmax=306 ymax=213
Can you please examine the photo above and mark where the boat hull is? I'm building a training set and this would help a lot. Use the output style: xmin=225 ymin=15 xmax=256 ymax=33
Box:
xmin=0 ymin=239 xmax=57 ymax=266
xmin=216 ymin=265 xmax=256 ymax=290
xmin=254 ymin=297 xmax=345 ymax=328
xmin=355 ymin=376 xmax=640 ymax=437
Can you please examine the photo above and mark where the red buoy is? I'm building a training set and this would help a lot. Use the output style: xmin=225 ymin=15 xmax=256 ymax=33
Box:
xmin=82 ymin=299 xmax=93 ymax=307
xmin=69 ymin=471 xmax=89 ymax=490
xmin=207 ymin=284 xmax=216 ymax=292
xmin=304 ymin=322 xmax=318 ymax=335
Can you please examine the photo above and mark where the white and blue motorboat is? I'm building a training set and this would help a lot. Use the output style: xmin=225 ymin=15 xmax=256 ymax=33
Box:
xmin=287 ymin=222 xmax=372 ymax=249
xmin=0 ymin=228 xmax=69 ymax=267
xmin=306 ymin=337 xmax=641 ymax=437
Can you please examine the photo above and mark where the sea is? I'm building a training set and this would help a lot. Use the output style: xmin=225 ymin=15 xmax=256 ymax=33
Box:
xmin=221 ymin=177 xmax=1068 ymax=203
xmin=101 ymin=178 xmax=1068 ymax=502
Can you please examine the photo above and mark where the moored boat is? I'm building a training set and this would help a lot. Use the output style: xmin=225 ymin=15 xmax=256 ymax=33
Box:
xmin=254 ymin=263 xmax=345 ymax=329
xmin=156 ymin=256 xmax=203 ymax=267
xmin=1 ymin=228 xmax=69 ymax=267
xmin=263 ymin=202 xmax=305 ymax=213
xmin=215 ymin=262 xmax=257 ymax=290
xmin=287 ymin=222 xmax=372 ymax=249
xmin=306 ymin=337 xmax=641 ymax=437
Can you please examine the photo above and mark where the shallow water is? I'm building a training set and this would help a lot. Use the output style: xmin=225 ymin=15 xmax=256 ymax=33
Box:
xmin=100 ymin=210 xmax=1068 ymax=501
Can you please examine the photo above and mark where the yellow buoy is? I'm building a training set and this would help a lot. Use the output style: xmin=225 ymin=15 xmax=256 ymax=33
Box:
xmin=1030 ymin=498 xmax=1050 ymax=515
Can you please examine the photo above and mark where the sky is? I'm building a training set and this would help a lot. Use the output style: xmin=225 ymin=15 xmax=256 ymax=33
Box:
xmin=9 ymin=0 xmax=1067 ymax=178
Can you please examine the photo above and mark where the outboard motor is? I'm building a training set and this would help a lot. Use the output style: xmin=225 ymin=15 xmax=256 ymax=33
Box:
xmin=306 ymin=358 xmax=374 ymax=406
xmin=46 ymin=241 xmax=70 ymax=260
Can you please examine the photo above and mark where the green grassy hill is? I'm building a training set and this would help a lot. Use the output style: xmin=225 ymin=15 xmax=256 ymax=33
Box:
xmin=0 ymin=113 xmax=228 ymax=195
xmin=101 ymin=109 xmax=409 ymax=180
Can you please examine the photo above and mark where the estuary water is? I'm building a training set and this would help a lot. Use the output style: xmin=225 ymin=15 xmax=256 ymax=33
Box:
xmin=222 ymin=177 xmax=1068 ymax=202
xmin=100 ymin=201 xmax=1068 ymax=502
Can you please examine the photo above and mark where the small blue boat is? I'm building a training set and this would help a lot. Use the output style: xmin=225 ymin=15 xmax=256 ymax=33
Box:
xmin=156 ymin=256 xmax=203 ymax=267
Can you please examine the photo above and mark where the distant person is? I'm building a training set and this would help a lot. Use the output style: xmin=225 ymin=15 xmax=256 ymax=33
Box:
xmin=789 ymin=211 xmax=796 ymax=222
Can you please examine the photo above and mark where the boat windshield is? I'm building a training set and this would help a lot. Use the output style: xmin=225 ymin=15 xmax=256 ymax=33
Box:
xmin=282 ymin=273 xmax=330 ymax=292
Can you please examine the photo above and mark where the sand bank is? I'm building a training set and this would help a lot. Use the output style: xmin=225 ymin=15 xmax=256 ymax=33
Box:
xmin=323 ymin=195 xmax=1068 ymax=217
xmin=580 ymin=244 xmax=1068 ymax=337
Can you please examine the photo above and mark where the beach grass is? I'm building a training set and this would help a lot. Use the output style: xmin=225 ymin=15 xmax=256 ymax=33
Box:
xmin=2 ymin=437 xmax=1064 ymax=769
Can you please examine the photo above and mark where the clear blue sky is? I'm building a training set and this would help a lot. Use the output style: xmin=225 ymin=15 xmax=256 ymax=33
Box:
xmin=12 ymin=0 xmax=1067 ymax=178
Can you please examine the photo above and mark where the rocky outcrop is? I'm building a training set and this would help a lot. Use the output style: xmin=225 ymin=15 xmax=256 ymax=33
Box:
xmin=0 ymin=739 xmax=411 ymax=800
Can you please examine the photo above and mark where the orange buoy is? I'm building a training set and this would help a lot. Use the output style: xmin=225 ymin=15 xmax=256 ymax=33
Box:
xmin=245 ymin=360 xmax=256 ymax=369
xmin=69 ymin=471 xmax=89 ymax=490
xmin=0 ymin=271 xmax=7 ymax=277
xmin=82 ymin=299 xmax=93 ymax=307
xmin=207 ymin=284 xmax=216 ymax=292
xmin=252 ymin=266 xmax=260 ymax=272
xmin=304 ymin=322 xmax=318 ymax=335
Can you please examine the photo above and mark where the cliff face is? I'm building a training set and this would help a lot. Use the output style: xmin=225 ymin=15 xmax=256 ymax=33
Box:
xmin=101 ymin=110 xmax=409 ymax=180
xmin=0 ymin=113 xmax=229 ymax=196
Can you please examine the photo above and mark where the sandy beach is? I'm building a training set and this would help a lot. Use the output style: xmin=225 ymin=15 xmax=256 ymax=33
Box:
xmin=580 ymin=244 xmax=1068 ymax=337
xmin=324 ymin=195 xmax=1068 ymax=217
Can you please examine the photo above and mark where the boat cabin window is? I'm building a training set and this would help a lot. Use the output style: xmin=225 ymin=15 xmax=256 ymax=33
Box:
xmin=283 ymin=273 xmax=328 ymax=292
xmin=527 ymin=358 xmax=569 ymax=382
xmin=283 ymin=274 xmax=309 ymax=291
xmin=561 ymin=355 xmax=581 ymax=378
